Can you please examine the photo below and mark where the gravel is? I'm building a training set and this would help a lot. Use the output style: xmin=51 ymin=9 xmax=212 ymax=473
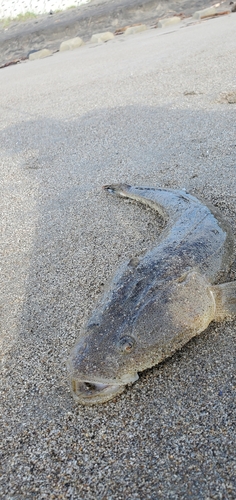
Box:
xmin=0 ymin=14 xmax=236 ymax=499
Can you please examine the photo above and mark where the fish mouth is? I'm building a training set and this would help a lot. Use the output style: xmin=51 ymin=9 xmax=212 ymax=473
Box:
xmin=70 ymin=379 xmax=126 ymax=405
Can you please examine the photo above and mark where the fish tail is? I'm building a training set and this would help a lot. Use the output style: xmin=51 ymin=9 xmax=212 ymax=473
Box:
xmin=212 ymin=281 xmax=236 ymax=321
xmin=103 ymin=183 xmax=132 ymax=196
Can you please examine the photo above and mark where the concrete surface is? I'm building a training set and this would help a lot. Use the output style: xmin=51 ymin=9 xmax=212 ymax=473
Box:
xmin=0 ymin=13 xmax=236 ymax=499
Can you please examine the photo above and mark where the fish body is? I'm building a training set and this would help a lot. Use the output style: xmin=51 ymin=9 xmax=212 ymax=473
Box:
xmin=67 ymin=184 xmax=236 ymax=405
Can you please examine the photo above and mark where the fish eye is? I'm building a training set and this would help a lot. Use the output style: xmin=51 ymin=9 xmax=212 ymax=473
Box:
xmin=118 ymin=336 xmax=135 ymax=353
xmin=87 ymin=321 xmax=100 ymax=329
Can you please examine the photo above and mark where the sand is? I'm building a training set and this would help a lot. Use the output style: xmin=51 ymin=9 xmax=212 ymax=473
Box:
xmin=1 ymin=13 xmax=235 ymax=499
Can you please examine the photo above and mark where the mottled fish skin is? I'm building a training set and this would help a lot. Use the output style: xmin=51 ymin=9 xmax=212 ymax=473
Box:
xmin=67 ymin=184 xmax=236 ymax=405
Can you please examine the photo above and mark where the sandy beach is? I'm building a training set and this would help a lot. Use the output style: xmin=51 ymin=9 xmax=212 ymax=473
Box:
xmin=1 ymin=11 xmax=236 ymax=499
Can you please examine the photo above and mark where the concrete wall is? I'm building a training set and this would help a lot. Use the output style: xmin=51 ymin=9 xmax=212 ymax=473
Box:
xmin=0 ymin=0 xmax=91 ymax=19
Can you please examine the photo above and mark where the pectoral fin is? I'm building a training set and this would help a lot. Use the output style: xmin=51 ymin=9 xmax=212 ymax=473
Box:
xmin=212 ymin=281 xmax=236 ymax=321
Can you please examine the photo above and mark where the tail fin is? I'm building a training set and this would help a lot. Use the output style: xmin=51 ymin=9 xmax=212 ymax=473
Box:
xmin=212 ymin=281 xmax=236 ymax=321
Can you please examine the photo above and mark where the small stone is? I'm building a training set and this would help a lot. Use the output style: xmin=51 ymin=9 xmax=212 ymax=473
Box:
xmin=158 ymin=17 xmax=181 ymax=28
xmin=218 ymin=90 xmax=236 ymax=104
xmin=124 ymin=25 xmax=147 ymax=35
xmin=90 ymin=32 xmax=114 ymax=43
xmin=223 ymin=91 xmax=236 ymax=104
xmin=193 ymin=7 xmax=216 ymax=19
xmin=115 ymin=24 xmax=141 ymax=35
xmin=29 ymin=49 xmax=53 ymax=60
xmin=60 ymin=37 xmax=84 ymax=51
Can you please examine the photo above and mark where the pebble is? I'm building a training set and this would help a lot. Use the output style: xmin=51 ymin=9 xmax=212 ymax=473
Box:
xmin=60 ymin=37 xmax=84 ymax=52
xmin=158 ymin=17 xmax=181 ymax=28
xmin=124 ymin=24 xmax=147 ymax=35
xmin=28 ymin=48 xmax=53 ymax=60
xmin=219 ymin=91 xmax=236 ymax=104
xmin=90 ymin=31 xmax=114 ymax=43
xmin=193 ymin=6 xmax=216 ymax=19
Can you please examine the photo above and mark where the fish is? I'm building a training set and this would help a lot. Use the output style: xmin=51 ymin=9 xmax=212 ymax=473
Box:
xmin=67 ymin=184 xmax=236 ymax=405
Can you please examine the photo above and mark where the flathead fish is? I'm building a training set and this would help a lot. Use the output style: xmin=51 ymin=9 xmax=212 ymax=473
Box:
xmin=67 ymin=184 xmax=236 ymax=405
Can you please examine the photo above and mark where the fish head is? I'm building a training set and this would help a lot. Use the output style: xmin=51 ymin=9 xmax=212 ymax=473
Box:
xmin=67 ymin=271 xmax=215 ymax=405
xmin=67 ymin=326 xmax=139 ymax=405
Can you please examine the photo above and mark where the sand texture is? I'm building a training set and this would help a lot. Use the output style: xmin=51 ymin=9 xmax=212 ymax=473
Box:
xmin=1 ymin=13 xmax=236 ymax=499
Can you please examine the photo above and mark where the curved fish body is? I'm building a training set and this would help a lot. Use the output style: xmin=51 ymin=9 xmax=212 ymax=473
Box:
xmin=67 ymin=184 xmax=236 ymax=405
